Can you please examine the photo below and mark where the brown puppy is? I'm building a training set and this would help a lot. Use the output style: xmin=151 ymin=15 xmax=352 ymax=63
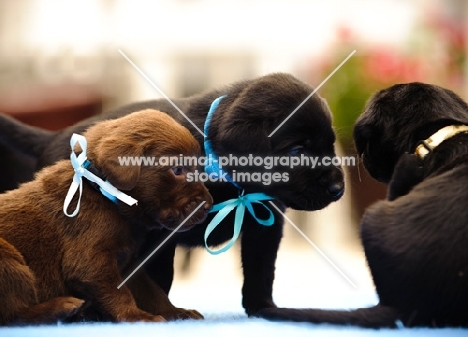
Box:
xmin=0 ymin=109 xmax=213 ymax=325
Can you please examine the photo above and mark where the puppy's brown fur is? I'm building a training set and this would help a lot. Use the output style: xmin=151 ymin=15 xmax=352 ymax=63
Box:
xmin=0 ymin=109 xmax=212 ymax=325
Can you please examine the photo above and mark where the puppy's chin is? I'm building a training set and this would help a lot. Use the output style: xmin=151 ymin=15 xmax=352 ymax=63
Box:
xmin=158 ymin=211 xmax=209 ymax=232
xmin=259 ymin=166 xmax=345 ymax=211
xmin=158 ymin=219 xmax=195 ymax=232
xmin=279 ymin=191 xmax=343 ymax=211
xmin=361 ymin=151 xmax=396 ymax=184
xmin=159 ymin=221 xmax=196 ymax=232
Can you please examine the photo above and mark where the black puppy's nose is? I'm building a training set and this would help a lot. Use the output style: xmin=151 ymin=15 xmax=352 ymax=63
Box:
xmin=328 ymin=181 xmax=344 ymax=199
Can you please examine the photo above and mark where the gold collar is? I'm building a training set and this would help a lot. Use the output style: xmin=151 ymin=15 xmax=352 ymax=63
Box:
xmin=414 ymin=125 xmax=468 ymax=160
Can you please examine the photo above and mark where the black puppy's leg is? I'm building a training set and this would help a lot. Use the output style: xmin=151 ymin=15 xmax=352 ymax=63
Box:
xmin=240 ymin=213 xmax=284 ymax=315
xmin=387 ymin=153 xmax=424 ymax=201
xmin=258 ymin=305 xmax=399 ymax=328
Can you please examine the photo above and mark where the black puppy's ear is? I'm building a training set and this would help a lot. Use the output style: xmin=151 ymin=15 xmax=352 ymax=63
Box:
xmin=219 ymin=122 xmax=270 ymax=154
xmin=353 ymin=122 xmax=398 ymax=183
xmin=215 ymin=101 xmax=271 ymax=154
xmin=92 ymin=139 xmax=143 ymax=191
xmin=387 ymin=153 xmax=423 ymax=201
xmin=353 ymin=123 xmax=374 ymax=156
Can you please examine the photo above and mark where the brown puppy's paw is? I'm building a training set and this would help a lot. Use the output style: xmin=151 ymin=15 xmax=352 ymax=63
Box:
xmin=137 ymin=315 xmax=166 ymax=323
xmin=52 ymin=297 xmax=85 ymax=319
xmin=116 ymin=310 xmax=166 ymax=323
xmin=15 ymin=296 xmax=85 ymax=324
xmin=161 ymin=308 xmax=204 ymax=321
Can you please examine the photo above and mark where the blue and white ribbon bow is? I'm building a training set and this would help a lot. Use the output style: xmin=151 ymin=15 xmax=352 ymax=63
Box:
xmin=63 ymin=133 xmax=138 ymax=217
xmin=204 ymin=193 xmax=275 ymax=255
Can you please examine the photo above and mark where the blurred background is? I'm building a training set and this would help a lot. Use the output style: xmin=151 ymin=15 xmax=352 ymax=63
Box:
xmin=0 ymin=0 xmax=466 ymax=312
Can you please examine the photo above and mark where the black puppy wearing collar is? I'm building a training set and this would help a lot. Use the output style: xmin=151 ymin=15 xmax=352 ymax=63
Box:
xmin=0 ymin=73 xmax=344 ymax=319
xmin=261 ymin=82 xmax=468 ymax=328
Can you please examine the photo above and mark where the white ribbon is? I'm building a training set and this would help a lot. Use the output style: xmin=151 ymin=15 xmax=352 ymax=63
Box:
xmin=63 ymin=133 xmax=138 ymax=217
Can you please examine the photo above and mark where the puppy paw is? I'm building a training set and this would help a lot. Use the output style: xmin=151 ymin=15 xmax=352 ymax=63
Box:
xmin=116 ymin=310 xmax=166 ymax=323
xmin=15 ymin=296 xmax=85 ymax=324
xmin=161 ymin=308 xmax=204 ymax=321
xmin=138 ymin=315 xmax=166 ymax=323
xmin=54 ymin=297 xmax=85 ymax=318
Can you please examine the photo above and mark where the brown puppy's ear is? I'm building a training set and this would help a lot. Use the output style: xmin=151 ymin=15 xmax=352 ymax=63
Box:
xmin=93 ymin=139 xmax=143 ymax=191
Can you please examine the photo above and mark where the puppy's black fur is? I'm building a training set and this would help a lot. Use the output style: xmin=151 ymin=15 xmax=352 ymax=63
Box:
xmin=261 ymin=82 xmax=468 ymax=327
xmin=0 ymin=73 xmax=344 ymax=317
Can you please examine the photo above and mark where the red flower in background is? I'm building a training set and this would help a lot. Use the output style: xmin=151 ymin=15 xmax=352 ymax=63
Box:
xmin=364 ymin=49 xmax=427 ymax=85
xmin=309 ymin=6 xmax=466 ymax=144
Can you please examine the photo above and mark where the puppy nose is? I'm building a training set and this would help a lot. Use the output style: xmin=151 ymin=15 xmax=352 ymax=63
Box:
xmin=328 ymin=181 xmax=344 ymax=199
xmin=203 ymin=199 xmax=213 ymax=213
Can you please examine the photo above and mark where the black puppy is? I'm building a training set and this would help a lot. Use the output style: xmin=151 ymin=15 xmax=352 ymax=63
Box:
xmin=0 ymin=73 xmax=344 ymax=318
xmin=261 ymin=82 xmax=468 ymax=327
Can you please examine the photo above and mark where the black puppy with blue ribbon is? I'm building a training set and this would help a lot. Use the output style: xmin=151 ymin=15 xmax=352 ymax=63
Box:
xmin=203 ymin=95 xmax=275 ymax=255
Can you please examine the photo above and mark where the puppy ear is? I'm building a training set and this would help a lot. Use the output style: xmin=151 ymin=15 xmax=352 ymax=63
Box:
xmin=219 ymin=121 xmax=270 ymax=154
xmin=214 ymin=99 xmax=271 ymax=154
xmin=93 ymin=139 xmax=143 ymax=191
xmin=353 ymin=123 xmax=373 ymax=156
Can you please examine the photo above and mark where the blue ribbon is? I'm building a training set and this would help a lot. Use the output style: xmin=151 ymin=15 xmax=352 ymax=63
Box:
xmin=204 ymin=193 xmax=275 ymax=255
xmin=203 ymin=95 xmax=276 ymax=255
xmin=203 ymin=95 xmax=242 ymax=189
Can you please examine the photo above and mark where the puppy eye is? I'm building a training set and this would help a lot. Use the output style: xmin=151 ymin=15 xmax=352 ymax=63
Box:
xmin=289 ymin=145 xmax=304 ymax=156
xmin=171 ymin=166 xmax=184 ymax=175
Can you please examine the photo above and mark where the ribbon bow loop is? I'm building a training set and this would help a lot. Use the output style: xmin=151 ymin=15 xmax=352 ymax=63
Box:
xmin=63 ymin=133 xmax=138 ymax=217
xmin=204 ymin=192 xmax=275 ymax=255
